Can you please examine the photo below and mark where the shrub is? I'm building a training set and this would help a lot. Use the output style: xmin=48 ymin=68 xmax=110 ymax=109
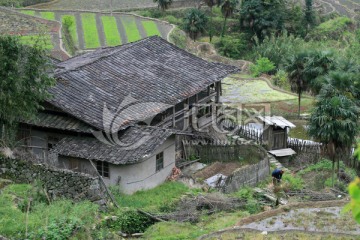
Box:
xmin=215 ymin=34 xmax=247 ymax=59
xmin=111 ymin=209 xmax=153 ymax=234
xmin=30 ymin=217 xmax=81 ymax=240
xmin=162 ymin=15 xmax=183 ymax=26
xmin=272 ymin=69 xmax=290 ymax=90
xmin=282 ymin=173 xmax=304 ymax=190
xmin=169 ymin=27 xmax=187 ymax=49
xmin=250 ymin=57 xmax=276 ymax=77
xmin=308 ymin=17 xmax=353 ymax=41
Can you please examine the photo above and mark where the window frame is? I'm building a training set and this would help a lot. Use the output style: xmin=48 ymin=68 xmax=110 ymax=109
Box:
xmin=96 ymin=161 xmax=110 ymax=178
xmin=155 ymin=152 xmax=164 ymax=172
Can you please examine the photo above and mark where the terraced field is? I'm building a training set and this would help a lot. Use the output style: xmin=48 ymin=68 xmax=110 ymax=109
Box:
xmin=20 ymin=10 xmax=173 ymax=51
xmin=28 ymin=0 xmax=180 ymax=11
xmin=318 ymin=0 xmax=360 ymax=18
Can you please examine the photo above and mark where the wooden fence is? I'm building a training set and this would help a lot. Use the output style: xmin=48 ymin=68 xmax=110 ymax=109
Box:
xmin=234 ymin=125 xmax=263 ymax=145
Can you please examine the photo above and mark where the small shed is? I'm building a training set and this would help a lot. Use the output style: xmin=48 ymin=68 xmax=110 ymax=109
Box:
xmin=257 ymin=116 xmax=296 ymax=150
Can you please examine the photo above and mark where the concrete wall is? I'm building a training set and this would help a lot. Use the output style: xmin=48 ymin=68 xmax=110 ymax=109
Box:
xmin=57 ymin=136 xmax=176 ymax=194
xmin=106 ymin=136 xmax=176 ymax=194
xmin=0 ymin=157 xmax=106 ymax=203
xmin=222 ymin=157 xmax=270 ymax=193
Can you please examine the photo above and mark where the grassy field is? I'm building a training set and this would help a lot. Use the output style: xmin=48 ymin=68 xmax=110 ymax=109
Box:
xmin=81 ymin=13 xmax=100 ymax=48
xmin=222 ymin=74 xmax=297 ymax=104
xmin=122 ymin=16 xmax=141 ymax=43
xmin=39 ymin=11 xmax=55 ymax=20
xmin=101 ymin=15 xmax=121 ymax=46
xmin=142 ymin=20 xmax=161 ymax=37
xmin=19 ymin=35 xmax=53 ymax=49
xmin=20 ymin=10 xmax=35 ymax=16
xmin=18 ymin=10 xmax=171 ymax=52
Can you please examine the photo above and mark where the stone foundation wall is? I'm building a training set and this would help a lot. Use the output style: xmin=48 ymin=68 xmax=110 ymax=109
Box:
xmin=0 ymin=157 xmax=106 ymax=204
xmin=222 ymin=157 xmax=270 ymax=193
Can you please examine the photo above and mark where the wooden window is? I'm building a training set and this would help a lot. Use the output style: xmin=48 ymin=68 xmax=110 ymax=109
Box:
xmin=47 ymin=136 xmax=59 ymax=150
xmin=17 ymin=125 xmax=31 ymax=145
xmin=156 ymin=152 xmax=164 ymax=172
xmin=69 ymin=158 xmax=80 ymax=171
xmin=96 ymin=161 xmax=110 ymax=178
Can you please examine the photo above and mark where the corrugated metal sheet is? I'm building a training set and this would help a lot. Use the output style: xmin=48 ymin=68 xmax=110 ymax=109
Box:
xmin=257 ymin=116 xmax=296 ymax=129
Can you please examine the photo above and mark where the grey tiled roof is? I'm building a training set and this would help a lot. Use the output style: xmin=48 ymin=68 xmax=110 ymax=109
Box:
xmin=51 ymin=126 xmax=173 ymax=165
xmin=49 ymin=36 xmax=239 ymax=131
xmin=22 ymin=112 xmax=95 ymax=133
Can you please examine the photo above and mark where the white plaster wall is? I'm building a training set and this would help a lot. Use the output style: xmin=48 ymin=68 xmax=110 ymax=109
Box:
xmin=103 ymin=136 xmax=176 ymax=194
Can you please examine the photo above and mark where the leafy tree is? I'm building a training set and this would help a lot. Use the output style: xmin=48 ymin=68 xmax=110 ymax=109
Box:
xmin=215 ymin=34 xmax=247 ymax=59
xmin=219 ymin=0 xmax=238 ymax=37
xmin=240 ymin=0 xmax=286 ymax=42
xmin=0 ymin=35 xmax=55 ymax=145
xmin=153 ymin=0 xmax=173 ymax=12
xmin=304 ymin=0 xmax=315 ymax=30
xmin=252 ymin=32 xmax=307 ymax=69
xmin=249 ymin=57 xmax=275 ymax=77
xmin=183 ymin=8 xmax=208 ymax=41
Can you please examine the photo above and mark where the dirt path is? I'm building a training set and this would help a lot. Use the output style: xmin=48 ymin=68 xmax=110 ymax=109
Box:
xmin=135 ymin=17 xmax=147 ymax=39
xmin=95 ymin=13 xmax=106 ymax=47
xmin=74 ymin=12 xmax=85 ymax=50
xmin=114 ymin=15 xmax=128 ymax=44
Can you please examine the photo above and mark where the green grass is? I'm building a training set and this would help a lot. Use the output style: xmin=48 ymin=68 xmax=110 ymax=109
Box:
xmin=62 ymin=15 xmax=78 ymax=46
xmin=19 ymin=35 xmax=53 ymax=50
xmin=101 ymin=16 xmax=121 ymax=46
xmin=143 ymin=211 xmax=249 ymax=239
xmin=39 ymin=11 xmax=55 ymax=20
xmin=112 ymin=182 xmax=193 ymax=211
xmin=20 ymin=10 xmax=35 ymax=16
xmin=222 ymin=74 xmax=297 ymax=104
xmin=122 ymin=16 xmax=141 ymax=43
xmin=142 ymin=21 xmax=161 ymax=37
xmin=81 ymin=13 xmax=100 ymax=48
xmin=0 ymin=184 xmax=98 ymax=239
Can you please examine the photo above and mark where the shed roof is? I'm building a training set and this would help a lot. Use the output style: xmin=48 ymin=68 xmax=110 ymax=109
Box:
xmin=49 ymin=36 xmax=238 ymax=130
xmin=51 ymin=126 xmax=173 ymax=165
xmin=257 ymin=116 xmax=296 ymax=129
xmin=22 ymin=112 xmax=95 ymax=133
xmin=268 ymin=148 xmax=296 ymax=157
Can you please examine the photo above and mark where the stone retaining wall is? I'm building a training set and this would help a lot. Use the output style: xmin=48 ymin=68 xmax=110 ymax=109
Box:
xmin=223 ymin=157 xmax=270 ymax=193
xmin=0 ymin=157 xmax=106 ymax=204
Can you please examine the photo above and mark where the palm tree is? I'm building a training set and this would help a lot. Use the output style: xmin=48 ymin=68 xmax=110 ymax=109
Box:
xmin=219 ymin=0 xmax=238 ymax=37
xmin=153 ymin=0 xmax=173 ymax=12
xmin=308 ymin=78 xmax=359 ymax=185
xmin=285 ymin=51 xmax=310 ymax=118
xmin=183 ymin=8 xmax=208 ymax=41
xmin=203 ymin=0 xmax=220 ymax=42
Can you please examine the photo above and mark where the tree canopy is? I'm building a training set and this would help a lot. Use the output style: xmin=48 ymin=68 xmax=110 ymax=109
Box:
xmin=0 ymin=35 xmax=55 ymax=144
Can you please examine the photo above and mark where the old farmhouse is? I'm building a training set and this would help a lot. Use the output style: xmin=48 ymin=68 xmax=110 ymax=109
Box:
xmin=18 ymin=36 xmax=238 ymax=193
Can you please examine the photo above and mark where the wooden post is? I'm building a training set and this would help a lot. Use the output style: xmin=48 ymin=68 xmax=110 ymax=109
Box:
xmin=172 ymin=106 xmax=175 ymax=128
xmin=89 ymin=160 xmax=119 ymax=208
xmin=215 ymin=82 xmax=220 ymax=103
